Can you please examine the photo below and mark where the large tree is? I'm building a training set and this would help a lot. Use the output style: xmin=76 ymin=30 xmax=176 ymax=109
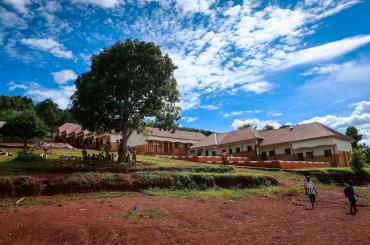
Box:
xmin=345 ymin=126 xmax=363 ymax=148
xmin=36 ymin=99 xmax=60 ymax=138
xmin=71 ymin=40 xmax=181 ymax=162
xmin=1 ymin=110 xmax=48 ymax=149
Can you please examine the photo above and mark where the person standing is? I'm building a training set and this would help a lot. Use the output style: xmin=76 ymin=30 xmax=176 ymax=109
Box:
xmin=104 ymin=142 xmax=111 ymax=161
xmin=126 ymin=146 xmax=131 ymax=163
xmin=82 ymin=144 xmax=88 ymax=160
xmin=344 ymin=180 xmax=357 ymax=215
xmin=118 ymin=140 xmax=123 ymax=163
xmin=304 ymin=176 xmax=317 ymax=209
xmin=132 ymin=147 xmax=137 ymax=164
xmin=221 ymin=151 xmax=230 ymax=165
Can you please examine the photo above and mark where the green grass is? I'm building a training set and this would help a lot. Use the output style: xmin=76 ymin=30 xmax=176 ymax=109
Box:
xmin=235 ymin=167 xmax=305 ymax=181
xmin=143 ymin=207 xmax=162 ymax=218
xmin=0 ymin=197 xmax=62 ymax=213
xmin=144 ymin=186 xmax=292 ymax=200
xmin=111 ymin=210 xmax=136 ymax=219
xmin=93 ymin=191 xmax=135 ymax=199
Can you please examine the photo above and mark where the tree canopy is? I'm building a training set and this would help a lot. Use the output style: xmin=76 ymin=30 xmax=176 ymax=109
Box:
xmin=1 ymin=110 xmax=48 ymax=149
xmin=262 ymin=124 xmax=275 ymax=130
xmin=71 ymin=39 xmax=181 ymax=162
xmin=345 ymin=126 xmax=363 ymax=148
xmin=36 ymin=99 xmax=60 ymax=137
xmin=0 ymin=95 xmax=34 ymax=111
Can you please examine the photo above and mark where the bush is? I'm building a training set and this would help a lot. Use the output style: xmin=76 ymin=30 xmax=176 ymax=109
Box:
xmin=14 ymin=151 xmax=45 ymax=162
xmin=351 ymin=148 xmax=366 ymax=172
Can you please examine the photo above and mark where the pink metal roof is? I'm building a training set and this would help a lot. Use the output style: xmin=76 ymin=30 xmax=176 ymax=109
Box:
xmin=57 ymin=123 xmax=82 ymax=135
xmin=147 ymin=127 xmax=206 ymax=141
xmin=191 ymin=127 xmax=260 ymax=149
xmin=191 ymin=123 xmax=352 ymax=149
xmin=258 ymin=122 xmax=352 ymax=146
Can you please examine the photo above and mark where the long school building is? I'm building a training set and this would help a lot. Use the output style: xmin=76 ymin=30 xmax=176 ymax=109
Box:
xmin=189 ymin=123 xmax=353 ymax=167
xmin=55 ymin=124 xmax=206 ymax=155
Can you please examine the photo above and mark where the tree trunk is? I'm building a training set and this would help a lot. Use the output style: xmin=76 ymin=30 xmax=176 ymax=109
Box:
xmin=23 ymin=139 xmax=28 ymax=150
xmin=118 ymin=112 xmax=130 ymax=163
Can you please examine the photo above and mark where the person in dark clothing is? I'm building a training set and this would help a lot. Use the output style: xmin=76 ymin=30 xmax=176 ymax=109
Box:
xmin=118 ymin=140 xmax=123 ymax=163
xmin=344 ymin=180 xmax=357 ymax=215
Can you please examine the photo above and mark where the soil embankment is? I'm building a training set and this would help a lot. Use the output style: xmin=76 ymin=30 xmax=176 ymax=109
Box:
xmin=0 ymin=172 xmax=278 ymax=197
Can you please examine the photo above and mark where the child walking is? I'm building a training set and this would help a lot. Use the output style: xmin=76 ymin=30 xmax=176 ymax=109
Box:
xmin=344 ymin=180 xmax=357 ymax=215
xmin=304 ymin=176 xmax=317 ymax=209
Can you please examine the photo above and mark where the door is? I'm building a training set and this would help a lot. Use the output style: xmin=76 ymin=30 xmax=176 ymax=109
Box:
xmin=261 ymin=151 xmax=267 ymax=160
xmin=297 ymin=153 xmax=304 ymax=161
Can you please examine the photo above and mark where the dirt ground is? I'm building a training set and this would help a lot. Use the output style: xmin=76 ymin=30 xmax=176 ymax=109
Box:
xmin=1 ymin=187 xmax=370 ymax=245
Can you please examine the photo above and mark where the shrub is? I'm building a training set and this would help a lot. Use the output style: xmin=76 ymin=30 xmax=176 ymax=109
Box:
xmin=14 ymin=151 xmax=45 ymax=162
xmin=351 ymin=148 xmax=366 ymax=172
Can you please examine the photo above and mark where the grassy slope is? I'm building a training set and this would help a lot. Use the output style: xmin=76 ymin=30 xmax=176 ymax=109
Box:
xmin=1 ymin=148 xmax=369 ymax=201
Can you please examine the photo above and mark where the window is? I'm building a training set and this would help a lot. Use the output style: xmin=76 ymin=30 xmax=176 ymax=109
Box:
xmin=324 ymin=150 xmax=332 ymax=157
xmin=205 ymin=150 xmax=209 ymax=156
xmin=229 ymin=148 xmax=233 ymax=154
xmin=269 ymin=150 xmax=275 ymax=156
xmin=247 ymin=146 xmax=253 ymax=152
xmin=197 ymin=151 xmax=202 ymax=156
xmin=236 ymin=147 xmax=241 ymax=153
xmin=285 ymin=148 xmax=291 ymax=155
xmin=212 ymin=151 xmax=217 ymax=156
xmin=306 ymin=152 xmax=314 ymax=158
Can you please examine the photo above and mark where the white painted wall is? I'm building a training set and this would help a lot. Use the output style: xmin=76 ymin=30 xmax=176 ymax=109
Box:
xmin=333 ymin=138 xmax=352 ymax=152
xmin=127 ymin=132 xmax=147 ymax=146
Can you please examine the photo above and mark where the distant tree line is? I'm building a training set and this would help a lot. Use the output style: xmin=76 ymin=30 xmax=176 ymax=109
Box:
xmin=0 ymin=95 xmax=76 ymax=148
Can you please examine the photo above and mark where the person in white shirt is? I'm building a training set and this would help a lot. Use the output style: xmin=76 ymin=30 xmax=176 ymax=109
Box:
xmin=304 ymin=176 xmax=317 ymax=209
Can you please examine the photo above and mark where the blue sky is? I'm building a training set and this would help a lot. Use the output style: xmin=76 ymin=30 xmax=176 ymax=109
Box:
xmin=1 ymin=0 xmax=370 ymax=143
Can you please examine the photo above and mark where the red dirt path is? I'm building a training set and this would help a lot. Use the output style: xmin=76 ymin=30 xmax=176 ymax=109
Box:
xmin=1 ymin=189 xmax=370 ymax=245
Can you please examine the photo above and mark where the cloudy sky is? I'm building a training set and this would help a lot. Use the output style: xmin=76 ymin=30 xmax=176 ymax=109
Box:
xmin=1 ymin=0 xmax=370 ymax=144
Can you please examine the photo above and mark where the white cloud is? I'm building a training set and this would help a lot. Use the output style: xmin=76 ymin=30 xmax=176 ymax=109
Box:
xmin=6 ymin=81 xmax=75 ymax=109
xmin=300 ymin=101 xmax=370 ymax=145
xmin=198 ymin=104 xmax=219 ymax=110
xmin=52 ymin=69 xmax=78 ymax=84
xmin=279 ymin=35 xmax=370 ymax=69
xmin=7 ymin=81 xmax=28 ymax=91
xmin=298 ymin=59 xmax=370 ymax=104
xmin=3 ymin=0 xmax=30 ymax=14
xmin=231 ymin=118 xmax=281 ymax=130
xmin=73 ymin=0 xmax=122 ymax=8
xmin=0 ymin=7 xmax=27 ymax=29
xmin=182 ymin=116 xmax=198 ymax=123
xmin=268 ymin=111 xmax=283 ymax=117
xmin=301 ymin=61 xmax=355 ymax=76
xmin=223 ymin=110 xmax=262 ymax=118
xmin=241 ymin=81 xmax=273 ymax=94
xmin=174 ymin=0 xmax=215 ymax=14
xmin=20 ymin=38 xmax=74 ymax=59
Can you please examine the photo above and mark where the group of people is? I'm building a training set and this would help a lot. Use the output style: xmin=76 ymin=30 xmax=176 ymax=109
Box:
xmin=304 ymin=176 xmax=358 ymax=215
xmin=81 ymin=141 xmax=136 ymax=163
xmin=118 ymin=140 xmax=136 ymax=163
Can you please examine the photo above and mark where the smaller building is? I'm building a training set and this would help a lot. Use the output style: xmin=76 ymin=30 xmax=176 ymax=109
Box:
xmin=55 ymin=123 xmax=206 ymax=155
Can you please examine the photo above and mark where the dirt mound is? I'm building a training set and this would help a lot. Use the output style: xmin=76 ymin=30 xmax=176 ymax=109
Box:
xmin=0 ymin=172 xmax=278 ymax=197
